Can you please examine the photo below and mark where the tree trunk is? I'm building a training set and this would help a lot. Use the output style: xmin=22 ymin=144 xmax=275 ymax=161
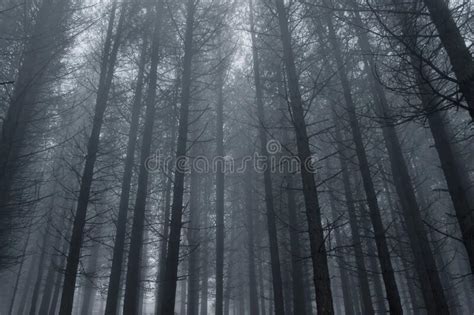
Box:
xmin=38 ymin=227 xmax=63 ymax=315
xmin=244 ymin=173 xmax=259 ymax=315
xmin=59 ymin=2 xmax=126 ymax=312
xmin=318 ymin=9 xmax=402 ymax=314
xmin=49 ymin=230 xmax=70 ymax=315
xmin=187 ymin=168 xmax=201 ymax=315
xmin=391 ymin=0 xmax=474 ymax=274
xmin=104 ymin=27 xmax=148 ymax=315
xmin=422 ymin=0 xmax=474 ymax=120
xmin=28 ymin=224 xmax=51 ymax=315
xmin=274 ymin=0 xmax=334 ymax=312
xmin=286 ymin=174 xmax=307 ymax=315
xmin=257 ymin=246 xmax=266 ymax=315
xmin=8 ymin=225 xmax=31 ymax=315
xmin=380 ymin=162 xmax=421 ymax=313
xmin=223 ymin=260 xmax=232 ymax=315
xmin=159 ymin=0 xmax=196 ymax=312
xmin=0 ymin=1 xmax=69 ymax=262
xmin=199 ymin=183 xmax=210 ymax=315
xmin=80 ymin=241 xmax=100 ymax=315
xmin=349 ymin=2 xmax=450 ymax=312
xmin=328 ymin=193 xmax=355 ymax=315
xmin=332 ymin=114 xmax=374 ymax=315
xmin=155 ymin=81 xmax=178 ymax=315
xmin=361 ymin=211 xmax=388 ymax=314
xmin=251 ymin=2 xmax=294 ymax=314
xmin=180 ymin=277 xmax=187 ymax=315
xmin=17 ymin=256 xmax=36 ymax=315
xmin=215 ymin=38 xmax=226 ymax=315
xmin=138 ymin=229 xmax=150 ymax=315
xmin=122 ymin=1 xmax=163 ymax=312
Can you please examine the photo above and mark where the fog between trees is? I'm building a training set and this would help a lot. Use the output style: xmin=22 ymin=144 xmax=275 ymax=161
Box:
xmin=0 ymin=0 xmax=473 ymax=314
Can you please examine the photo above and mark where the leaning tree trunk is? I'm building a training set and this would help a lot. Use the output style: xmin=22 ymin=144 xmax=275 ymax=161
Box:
xmin=319 ymin=10 xmax=403 ymax=313
xmin=248 ymin=1 xmax=285 ymax=314
xmin=348 ymin=2 xmax=450 ymax=312
xmin=122 ymin=2 xmax=163 ymax=312
xmin=104 ymin=26 xmax=148 ymax=315
xmin=332 ymin=115 xmax=374 ymax=315
xmin=0 ymin=0 xmax=69 ymax=270
xmin=274 ymin=0 xmax=334 ymax=313
xmin=391 ymin=0 xmax=474 ymax=274
xmin=159 ymin=0 xmax=196 ymax=312
xmin=58 ymin=2 xmax=126 ymax=313
xmin=421 ymin=0 xmax=474 ymax=121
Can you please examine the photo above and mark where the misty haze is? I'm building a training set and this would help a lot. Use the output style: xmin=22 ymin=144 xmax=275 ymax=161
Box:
xmin=0 ymin=0 xmax=473 ymax=314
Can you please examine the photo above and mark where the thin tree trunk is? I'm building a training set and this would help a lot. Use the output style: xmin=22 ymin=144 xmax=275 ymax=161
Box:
xmin=180 ymin=277 xmax=187 ymax=315
xmin=286 ymin=174 xmax=307 ymax=315
xmin=224 ymin=202 xmax=240 ymax=315
xmin=274 ymin=0 xmax=334 ymax=312
xmin=199 ymin=183 xmax=210 ymax=315
xmin=351 ymin=274 xmax=363 ymax=315
xmin=104 ymin=28 xmax=148 ymax=315
xmin=38 ymin=227 xmax=63 ymax=315
xmin=332 ymin=115 xmax=374 ymax=315
xmin=249 ymin=1 xmax=286 ymax=314
xmin=380 ymin=163 xmax=421 ymax=313
xmin=302 ymin=260 xmax=314 ymax=315
xmin=223 ymin=260 xmax=233 ymax=315
xmin=274 ymin=60 xmax=307 ymax=315
xmin=421 ymin=0 xmax=474 ymax=120
xmin=159 ymin=0 xmax=196 ymax=312
xmin=319 ymin=8 xmax=403 ymax=312
xmin=138 ymin=229 xmax=151 ymax=315
xmin=17 ymin=257 xmax=36 ymax=315
xmin=155 ymin=84 xmax=178 ymax=315
xmin=349 ymin=3 xmax=450 ymax=311
xmin=187 ymin=167 xmax=201 ymax=315
xmin=244 ymin=173 xmax=259 ymax=315
xmin=122 ymin=1 xmax=163 ymax=312
xmin=59 ymin=2 xmax=126 ymax=312
xmin=28 ymin=223 xmax=51 ymax=315
xmin=328 ymin=193 xmax=355 ymax=315
xmin=215 ymin=38 xmax=226 ymax=315
xmin=0 ymin=1 xmax=69 ymax=258
xmin=360 ymin=211 xmax=388 ymax=314
xmin=80 ymin=241 xmax=100 ymax=315
xmin=49 ymin=229 xmax=70 ymax=315
xmin=8 ymin=224 xmax=31 ymax=315
xmin=257 ymin=246 xmax=266 ymax=315
xmin=391 ymin=0 xmax=474 ymax=274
